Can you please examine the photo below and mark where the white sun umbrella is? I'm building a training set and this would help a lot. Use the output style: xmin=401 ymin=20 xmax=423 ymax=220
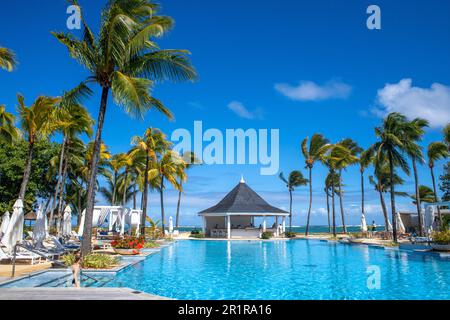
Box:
xmin=396 ymin=212 xmax=406 ymax=234
xmin=0 ymin=211 xmax=11 ymax=240
xmin=33 ymin=205 xmax=46 ymax=248
xmin=169 ymin=216 xmax=174 ymax=234
xmin=1 ymin=199 xmax=24 ymax=253
xmin=360 ymin=213 xmax=368 ymax=232
xmin=62 ymin=205 xmax=72 ymax=237
xmin=77 ymin=209 xmax=86 ymax=237
xmin=387 ymin=219 xmax=393 ymax=232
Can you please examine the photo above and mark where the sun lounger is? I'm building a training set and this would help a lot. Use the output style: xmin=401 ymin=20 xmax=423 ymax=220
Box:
xmin=0 ymin=246 xmax=44 ymax=265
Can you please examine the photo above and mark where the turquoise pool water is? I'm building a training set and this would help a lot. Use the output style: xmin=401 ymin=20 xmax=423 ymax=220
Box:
xmin=3 ymin=240 xmax=450 ymax=299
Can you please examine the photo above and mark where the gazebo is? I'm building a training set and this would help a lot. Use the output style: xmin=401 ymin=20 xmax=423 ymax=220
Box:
xmin=198 ymin=177 xmax=289 ymax=239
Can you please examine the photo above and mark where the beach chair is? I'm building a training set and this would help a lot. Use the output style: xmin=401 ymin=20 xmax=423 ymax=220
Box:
xmin=0 ymin=245 xmax=43 ymax=265
xmin=172 ymin=230 xmax=179 ymax=237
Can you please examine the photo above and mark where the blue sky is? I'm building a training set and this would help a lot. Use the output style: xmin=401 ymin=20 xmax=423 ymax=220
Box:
xmin=1 ymin=0 xmax=449 ymax=226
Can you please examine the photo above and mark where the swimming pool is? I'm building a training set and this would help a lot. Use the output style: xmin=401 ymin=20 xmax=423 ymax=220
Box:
xmin=2 ymin=240 xmax=450 ymax=299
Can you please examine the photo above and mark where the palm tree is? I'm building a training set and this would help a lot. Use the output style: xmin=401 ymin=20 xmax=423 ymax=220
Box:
xmin=370 ymin=113 xmax=411 ymax=242
xmin=369 ymin=159 xmax=406 ymax=231
xmin=50 ymin=84 xmax=94 ymax=227
xmin=403 ymin=118 xmax=428 ymax=236
xmin=157 ymin=150 xmax=185 ymax=231
xmin=411 ymin=185 xmax=436 ymax=205
xmin=108 ymin=153 xmax=129 ymax=205
xmin=359 ymin=148 xmax=373 ymax=232
xmin=320 ymin=144 xmax=349 ymax=237
xmin=100 ymin=172 xmax=136 ymax=205
xmin=0 ymin=47 xmax=17 ymax=71
xmin=279 ymin=171 xmax=308 ymax=230
xmin=335 ymin=139 xmax=361 ymax=233
xmin=301 ymin=134 xmax=330 ymax=235
xmin=53 ymin=0 xmax=197 ymax=255
xmin=131 ymin=128 xmax=168 ymax=235
xmin=444 ymin=124 xmax=450 ymax=149
xmin=17 ymin=95 xmax=61 ymax=200
xmin=175 ymin=151 xmax=199 ymax=228
xmin=0 ymin=105 xmax=20 ymax=144
xmin=427 ymin=142 xmax=449 ymax=226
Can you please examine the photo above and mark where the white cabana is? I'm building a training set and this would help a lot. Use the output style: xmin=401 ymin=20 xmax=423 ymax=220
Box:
xmin=0 ymin=211 xmax=11 ymax=240
xmin=396 ymin=212 xmax=406 ymax=234
xmin=62 ymin=205 xmax=72 ymax=237
xmin=1 ymin=199 xmax=24 ymax=253
xmin=424 ymin=205 xmax=436 ymax=236
xmin=169 ymin=216 xmax=174 ymax=233
xmin=33 ymin=205 xmax=46 ymax=248
xmin=360 ymin=213 xmax=368 ymax=232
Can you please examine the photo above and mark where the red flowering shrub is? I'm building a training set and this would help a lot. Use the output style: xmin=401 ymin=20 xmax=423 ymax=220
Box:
xmin=111 ymin=236 xmax=145 ymax=252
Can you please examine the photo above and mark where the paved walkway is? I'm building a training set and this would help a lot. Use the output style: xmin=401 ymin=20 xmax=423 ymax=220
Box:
xmin=0 ymin=262 xmax=52 ymax=279
xmin=0 ymin=287 xmax=171 ymax=300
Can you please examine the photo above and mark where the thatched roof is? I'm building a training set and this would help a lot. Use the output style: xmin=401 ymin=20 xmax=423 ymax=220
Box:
xmin=199 ymin=180 xmax=287 ymax=215
xmin=24 ymin=211 xmax=37 ymax=220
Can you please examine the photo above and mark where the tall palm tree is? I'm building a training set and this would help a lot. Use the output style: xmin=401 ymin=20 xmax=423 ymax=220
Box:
xmin=427 ymin=142 xmax=449 ymax=226
xmin=301 ymin=134 xmax=330 ymax=235
xmin=404 ymin=118 xmax=428 ymax=236
xmin=17 ymin=94 xmax=61 ymax=200
xmin=444 ymin=124 xmax=450 ymax=149
xmin=279 ymin=170 xmax=308 ymax=230
xmin=370 ymin=113 xmax=411 ymax=242
xmin=369 ymin=159 xmax=406 ymax=231
xmin=320 ymin=144 xmax=349 ymax=237
xmin=53 ymin=0 xmax=197 ymax=255
xmin=0 ymin=47 xmax=17 ymax=71
xmin=335 ymin=139 xmax=361 ymax=233
xmin=108 ymin=153 xmax=129 ymax=205
xmin=50 ymin=84 xmax=93 ymax=227
xmin=175 ymin=151 xmax=199 ymax=228
xmin=157 ymin=150 xmax=185 ymax=231
xmin=131 ymin=128 xmax=168 ymax=234
xmin=359 ymin=148 xmax=373 ymax=232
xmin=0 ymin=105 xmax=20 ymax=144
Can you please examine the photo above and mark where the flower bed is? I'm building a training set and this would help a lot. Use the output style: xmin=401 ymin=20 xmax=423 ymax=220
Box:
xmin=111 ymin=236 xmax=145 ymax=255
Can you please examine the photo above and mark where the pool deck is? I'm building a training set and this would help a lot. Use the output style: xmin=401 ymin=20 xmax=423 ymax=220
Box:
xmin=0 ymin=287 xmax=171 ymax=300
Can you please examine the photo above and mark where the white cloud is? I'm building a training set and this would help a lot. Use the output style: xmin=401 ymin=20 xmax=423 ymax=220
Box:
xmin=227 ymin=101 xmax=263 ymax=119
xmin=274 ymin=80 xmax=352 ymax=101
xmin=374 ymin=79 xmax=450 ymax=128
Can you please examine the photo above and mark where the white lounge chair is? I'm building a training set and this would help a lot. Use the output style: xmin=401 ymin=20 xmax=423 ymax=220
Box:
xmin=0 ymin=246 xmax=43 ymax=265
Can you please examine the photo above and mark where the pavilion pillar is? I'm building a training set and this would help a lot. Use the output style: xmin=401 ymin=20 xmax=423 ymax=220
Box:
xmin=263 ymin=216 xmax=267 ymax=232
xmin=202 ymin=216 xmax=206 ymax=234
xmin=282 ymin=217 xmax=286 ymax=233
xmin=275 ymin=216 xmax=279 ymax=237
xmin=227 ymin=215 xmax=231 ymax=239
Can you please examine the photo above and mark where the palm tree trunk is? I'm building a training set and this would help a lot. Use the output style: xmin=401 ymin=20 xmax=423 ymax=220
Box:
xmin=81 ymin=87 xmax=109 ymax=257
xmin=50 ymin=136 xmax=67 ymax=228
xmin=19 ymin=141 xmax=34 ymax=200
xmin=305 ymin=166 xmax=313 ymax=235
xmin=326 ymin=187 xmax=331 ymax=233
xmin=412 ymin=158 xmax=423 ymax=236
xmin=430 ymin=166 xmax=443 ymax=228
xmin=140 ymin=155 xmax=150 ymax=235
xmin=122 ymin=168 xmax=128 ymax=207
xmin=289 ymin=189 xmax=293 ymax=231
xmin=361 ymin=169 xmax=365 ymax=227
xmin=160 ymin=176 xmax=165 ymax=232
xmin=388 ymin=152 xmax=398 ymax=242
xmin=331 ymin=171 xmax=336 ymax=237
xmin=133 ymin=182 xmax=137 ymax=210
xmin=57 ymin=155 xmax=69 ymax=234
xmin=112 ymin=171 xmax=117 ymax=205
xmin=378 ymin=189 xmax=390 ymax=231
xmin=338 ymin=170 xmax=347 ymax=234
xmin=175 ymin=179 xmax=183 ymax=228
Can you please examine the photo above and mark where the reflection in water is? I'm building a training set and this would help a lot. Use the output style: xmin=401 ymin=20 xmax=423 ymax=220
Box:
xmin=227 ymin=241 xmax=231 ymax=272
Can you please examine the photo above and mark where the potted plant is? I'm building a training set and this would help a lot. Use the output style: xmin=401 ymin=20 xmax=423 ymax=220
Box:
xmin=111 ymin=235 xmax=145 ymax=255
xmin=431 ymin=230 xmax=450 ymax=251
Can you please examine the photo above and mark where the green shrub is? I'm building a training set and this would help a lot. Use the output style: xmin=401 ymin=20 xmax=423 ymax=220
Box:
xmin=261 ymin=231 xmax=273 ymax=240
xmin=190 ymin=230 xmax=200 ymax=235
xmin=432 ymin=230 xmax=450 ymax=245
xmin=61 ymin=253 xmax=119 ymax=269
xmin=284 ymin=231 xmax=296 ymax=238
xmin=189 ymin=232 xmax=205 ymax=239
xmin=143 ymin=241 xmax=160 ymax=249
